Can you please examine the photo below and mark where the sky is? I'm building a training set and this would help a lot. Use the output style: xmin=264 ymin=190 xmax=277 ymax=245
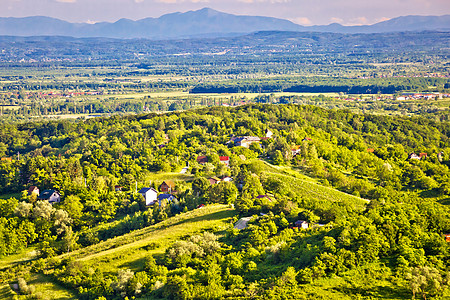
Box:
xmin=0 ymin=0 xmax=449 ymax=26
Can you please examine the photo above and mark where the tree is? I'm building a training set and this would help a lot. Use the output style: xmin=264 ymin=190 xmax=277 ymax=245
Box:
xmin=208 ymin=182 xmax=238 ymax=204
xmin=33 ymin=201 xmax=54 ymax=220
xmin=192 ymin=177 xmax=210 ymax=197
xmin=273 ymin=150 xmax=285 ymax=165
xmin=14 ymin=202 xmax=33 ymax=218
xmin=406 ymin=266 xmax=444 ymax=299
xmin=62 ymin=195 xmax=83 ymax=225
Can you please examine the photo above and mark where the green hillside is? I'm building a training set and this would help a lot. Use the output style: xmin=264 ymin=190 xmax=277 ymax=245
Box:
xmin=0 ymin=104 xmax=449 ymax=299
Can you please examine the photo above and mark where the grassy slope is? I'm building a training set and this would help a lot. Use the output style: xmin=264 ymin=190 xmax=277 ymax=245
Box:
xmin=262 ymin=161 xmax=368 ymax=207
xmin=62 ymin=204 xmax=235 ymax=274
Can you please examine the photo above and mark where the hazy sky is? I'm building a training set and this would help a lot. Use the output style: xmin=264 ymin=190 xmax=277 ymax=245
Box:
xmin=1 ymin=0 xmax=449 ymax=26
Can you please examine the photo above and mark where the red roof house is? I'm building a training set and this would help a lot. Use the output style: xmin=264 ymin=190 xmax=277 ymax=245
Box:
xmin=219 ymin=156 xmax=230 ymax=167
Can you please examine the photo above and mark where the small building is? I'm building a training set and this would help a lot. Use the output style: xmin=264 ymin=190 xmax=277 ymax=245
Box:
xmin=160 ymin=180 xmax=175 ymax=193
xmin=221 ymin=176 xmax=233 ymax=182
xmin=157 ymin=194 xmax=176 ymax=206
xmin=1 ymin=157 xmax=12 ymax=162
xmin=138 ymin=187 xmax=158 ymax=206
xmin=291 ymin=145 xmax=301 ymax=156
xmin=219 ymin=156 xmax=230 ymax=167
xmin=302 ymin=137 xmax=312 ymax=142
xmin=294 ymin=220 xmax=309 ymax=229
xmin=239 ymin=155 xmax=246 ymax=161
xmin=419 ymin=153 xmax=428 ymax=159
xmin=444 ymin=234 xmax=450 ymax=242
xmin=265 ymin=129 xmax=273 ymax=138
xmin=38 ymin=190 xmax=60 ymax=204
xmin=438 ymin=151 xmax=444 ymax=162
xmin=234 ymin=136 xmax=261 ymax=148
xmin=209 ymin=177 xmax=221 ymax=185
xmin=367 ymin=148 xmax=375 ymax=153
xmin=197 ymin=156 xmax=208 ymax=165
xmin=27 ymin=186 xmax=40 ymax=196
xmin=114 ymin=185 xmax=123 ymax=192
xmin=408 ymin=153 xmax=421 ymax=160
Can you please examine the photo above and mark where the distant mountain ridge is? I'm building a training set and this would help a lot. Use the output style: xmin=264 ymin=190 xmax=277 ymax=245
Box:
xmin=0 ymin=8 xmax=449 ymax=39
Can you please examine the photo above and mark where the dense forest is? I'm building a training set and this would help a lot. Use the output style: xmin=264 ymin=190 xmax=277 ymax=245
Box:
xmin=0 ymin=104 xmax=449 ymax=299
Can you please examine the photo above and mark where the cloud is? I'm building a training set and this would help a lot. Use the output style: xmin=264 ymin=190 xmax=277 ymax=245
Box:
xmin=346 ymin=16 xmax=370 ymax=26
xmin=375 ymin=17 xmax=390 ymax=23
xmin=330 ymin=17 xmax=344 ymax=24
xmin=55 ymin=0 xmax=77 ymax=3
xmin=134 ymin=0 xmax=144 ymax=3
xmin=292 ymin=17 xmax=312 ymax=25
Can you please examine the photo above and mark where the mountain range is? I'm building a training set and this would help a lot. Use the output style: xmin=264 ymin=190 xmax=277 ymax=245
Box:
xmin=0 ymin=8 xmax=449 ymax=39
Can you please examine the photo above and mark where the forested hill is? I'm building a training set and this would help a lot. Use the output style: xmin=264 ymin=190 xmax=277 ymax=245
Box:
xmin=0 ymin=104 xmax=450 ymax=299
xmin=1 ymin=30 xmax=449 ymax=62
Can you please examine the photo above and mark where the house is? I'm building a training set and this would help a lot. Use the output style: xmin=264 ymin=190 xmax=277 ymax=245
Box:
xmin=302 ymin=137 xmax=312 ymax=142
xmin=291 ymin=145 xmax=301 ymax=156
xmin=408 ymin=153 xmax=421 ymax=160
xmin=419 ymin=153 xmax=428 ymax=159
xmin=138 ymin=187 xmax=158 ymax=206
xmin=234 ymin=136 xmax=261 ymax=148
xmin=219 ymin=156 xmax=230 ymax=167
xmin=239 ymin=155 xmax=246 ymax=161
xmin=38 ymin=190 xmax=60 ymax=204
xmin=114 ymin=185 xmax=123 ymax=192
xmin=265 ymin=129 xmax=273 ymax=138
xmin=157 ymin=194 xmax=176 ymax=206
xmin=294 ymin=220 xmax=309 ymax=229
xmin=1 ymin=157 xmax=12 ymax=162
xmin=160 ymin=180 xmax=175 ymax=193
xmin=27 ymin=186 xmax=39 ymax=196
xmin=367 ymin=148 xmax=375 ymax=153
xmin=221 ymin=176 xmax=233 ymax=182
xmin=209 ymin=177 xmax=221 ymax=185
xmin=444 ymin=234 xmax=450 ymax=242
xmin=197 ymin=156 xmax=208 ymax=165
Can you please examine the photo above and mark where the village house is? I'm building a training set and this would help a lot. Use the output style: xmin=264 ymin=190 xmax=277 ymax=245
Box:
xmin=408 ymin=153 xmax=421 ymax=160
xmin=219 ymin=156 xmax=230 ymax=167
xmin=38 ymin=190 xmax=60 ymax=204
xmin=157 ymin=194 xmax=177 ymax=206
xmin=438 ymin=151 xmax=444 ymax=162
xmin=234 ymin=136 xmax=261 ymax=148
xmin=265 ymin=129 xmax=273 ymax=138
xmin=291 ymin=145 xmax=301 ymax=156
xmin=221 ymin=176 xmax=233 ymax=182
xmin=209 ymin=177 xmax=221 ymax=185
xmin=197 ymin=155 xmax=208 ymax=165
xmin=27 ymin=186 xmax=39 ymax=196
xmin=138 ymin=187 xmax=158 ymax=206
xmin=114 ymin=185 xmax=123 ymax=192
xmin=294 ymin=220 xmax=309 ymax=229
xmin=419 ymin=153 xmax=428 ymax=159
xmin=444 ymin=234 xmax=450 ymax=243
xmin=160 ymin=180 xmax=176 ymax=193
